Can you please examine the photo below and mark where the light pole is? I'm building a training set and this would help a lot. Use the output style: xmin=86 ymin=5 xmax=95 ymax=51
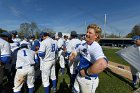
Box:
xmin=104 ymin=13 xmax=106 ymax=38
xmin=119 ymin=32 xmax=121 ymax=38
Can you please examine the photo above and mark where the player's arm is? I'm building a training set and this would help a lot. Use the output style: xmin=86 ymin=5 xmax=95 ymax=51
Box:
xmin=80 ymin=58 xmax=108 ymax=77
xmin=69 ymin=43 xmax=81 ymax=62
xmin=38 ymin=41 xmax=46 ymax=58
xmin=0 ymin=42 xmax=11 ymax=64
xmin=69 ymin=51 xmax=77 ymax=63
xmin=88 ymin=58 xmax=108 ymax=74
xmin=34 ymin=53 xmax=39 ymax=64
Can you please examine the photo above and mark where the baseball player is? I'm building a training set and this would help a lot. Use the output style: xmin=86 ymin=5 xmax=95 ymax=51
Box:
xmin=11 ymin=30 xmax=21 ymax=44
xmin=0 ymin=32 xmax=12 ymax=93
xmin=69 ymin=24 xmax=108 ymax=93
xmin=13 ymin=43 xmax=38 ymax=93
xmin=20 ymin=35 xmax=31 ymax=49
xmin=38 ymin=32 xmax=58 ymax=93
xmin=31 ymin=40 xmax=41 ymax=80
xmin=57 ymin=32 xmax=65 ymax=75
xmin=66 ymin=31 xmax=81 ymax=91
xmin=130 ymin=35 xmax=140 ymax=89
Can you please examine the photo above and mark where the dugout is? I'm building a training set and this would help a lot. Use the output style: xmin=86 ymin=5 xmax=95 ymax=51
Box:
xmin=99 ymin=38 xmax=133 ymax=47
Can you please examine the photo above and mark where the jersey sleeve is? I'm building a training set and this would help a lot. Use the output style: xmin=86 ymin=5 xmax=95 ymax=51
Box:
xmin=90 ymin=43 xmax=106 ymax=61
xmin=38 ymin=41 xmax=46 ymax=57
xmin=0 ymin=42 xmax=11 ymax=63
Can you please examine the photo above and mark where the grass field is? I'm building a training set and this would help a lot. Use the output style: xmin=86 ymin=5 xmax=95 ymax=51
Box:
xmin=103 ymin=47 xmax=130 ymax=66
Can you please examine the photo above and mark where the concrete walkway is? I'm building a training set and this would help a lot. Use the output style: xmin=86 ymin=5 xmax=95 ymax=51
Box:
xmin=108 ymin=61 xmax=132 ymax=80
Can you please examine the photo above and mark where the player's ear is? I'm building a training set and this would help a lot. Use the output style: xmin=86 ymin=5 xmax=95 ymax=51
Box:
xmin=94 ymin=34 xmax=98 ymax=39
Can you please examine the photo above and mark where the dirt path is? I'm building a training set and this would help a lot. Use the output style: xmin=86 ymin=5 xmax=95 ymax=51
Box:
xmin=108 ymin=61 xmax=132 ymax=80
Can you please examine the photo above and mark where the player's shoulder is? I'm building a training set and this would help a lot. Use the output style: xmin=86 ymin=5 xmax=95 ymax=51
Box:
xmin=58 ymin=38 xmax=64 ymax=42
xmin=0 ymin=38 xmax=8 ymax=43
xmin=92 ymin=41 xmax=101 ymax=47
xmin=0 ymin=38 xmax=10 ymax=46
xmin=90 ymin=41 xmax=102 ymax=50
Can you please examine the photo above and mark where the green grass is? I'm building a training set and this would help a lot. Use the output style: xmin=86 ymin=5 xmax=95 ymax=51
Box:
xmin=103 ymin=48 xmax=130 ymax=66
xmin=96 ymin=71 xmax=133 ymax=93
xmin=34 ymin=69 xmax=133 ymax=93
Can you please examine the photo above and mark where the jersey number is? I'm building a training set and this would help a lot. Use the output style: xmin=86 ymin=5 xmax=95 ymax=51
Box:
xmin=51 ymin=44 xmax=55 ymax=52
xmin=23 ymin=50 xmax=27 ymax=56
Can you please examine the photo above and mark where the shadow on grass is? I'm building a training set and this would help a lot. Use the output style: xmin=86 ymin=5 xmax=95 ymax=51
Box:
xmin=57 ymin=78 xmax=71 ymax=93
xmin=104 ymin=67 xmax=133 ymax=87
xmin=34 ymin=78 xmax=42 ymax=93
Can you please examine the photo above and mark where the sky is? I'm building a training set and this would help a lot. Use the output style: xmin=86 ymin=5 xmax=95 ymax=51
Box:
xmin=0 ymin=0 xmax=140 ymax=36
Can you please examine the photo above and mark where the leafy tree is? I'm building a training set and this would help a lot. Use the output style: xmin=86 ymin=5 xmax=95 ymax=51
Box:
xmin=19 ymin=22 xmax=40 ymax=38
xmin=106 ymin=33 xmax=119 ymax=38
xmin=126 ymin=24 xmax=140 ymax=38
xmin=0 ymin=28 xmax=7 ymax=33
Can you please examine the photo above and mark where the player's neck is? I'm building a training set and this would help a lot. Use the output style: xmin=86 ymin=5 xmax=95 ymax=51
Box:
xmin=43 ymin=36 xmax=48 ymax=40
xmin=87 ymin=41 xmax=93 ymax=45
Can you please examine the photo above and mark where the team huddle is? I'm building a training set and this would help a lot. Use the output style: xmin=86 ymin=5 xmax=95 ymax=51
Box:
xmin=0 ymin=24 xmax=108 ymax=93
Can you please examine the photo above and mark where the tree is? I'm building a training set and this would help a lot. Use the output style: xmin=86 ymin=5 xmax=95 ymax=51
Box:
xmin=0 ymin=28 xmax=7 ymax=33
xmin=19 ymin=23 xmax=31 ymax=38
xmin=126 ymin=24 xmax=140 ymax=38
xmin=106 ymin=33 xmax=119 ymax=38
xmin=30 ymin=22 xmax=40 ymax=35
xmin=19 ymin=22 xmax=40 ymax=38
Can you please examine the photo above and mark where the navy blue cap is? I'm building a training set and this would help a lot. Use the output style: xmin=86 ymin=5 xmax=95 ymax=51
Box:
xmin=11 ymin=30 xmax=17 ymax=35
xmin=20 ymin=43 xmax=28 ymax=48
xmin=58 ymin=32 xmax=62 ymax=37
xmin=0 ymin=32 xmax=13 ymax=43
xmin=40 ymin=32 xmax=45 ymax=36
xmin=40 ymin=32 xmax=49 ymax=36
xmin=71 ymin=31 xmax=77 ymax=36
xmin=24 ymin=35 xmax=29 ymax=39
xmin=31 ymin=35 xmax=35 ymax=38
xmin=34 ymin=40 xmax=40 ymax=47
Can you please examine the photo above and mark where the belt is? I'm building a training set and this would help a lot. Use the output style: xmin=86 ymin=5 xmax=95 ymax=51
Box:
xmin=17 ymin=64 xmax=35 ymax=69
xmin=78 ymin=73 xmax=98 ymax=80
xmin=85 ymin=76 xmax=97 ymax=80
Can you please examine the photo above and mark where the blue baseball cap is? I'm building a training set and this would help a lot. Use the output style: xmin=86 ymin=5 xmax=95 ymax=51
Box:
xmin=11 ymin=30 xmax=17 ymax=35
xmin=31 ymin=35 xmax=35 ymax=38
xmin=20 ymin=43 xmax=28 ymax=47
xmin=0 ymin=32 xmax=13 ymax=43
xmin=34 ymin=40 xmax=40 ymax=47
xmin=132 ymin=36 xmax=140 ymax=41
xmin=71 ymin=31 xmax=77 ymax=37
xmin=58 ymin=32 xmax=62 ymax=37
xmin=24 ymin=35 xmax=29 ymax=39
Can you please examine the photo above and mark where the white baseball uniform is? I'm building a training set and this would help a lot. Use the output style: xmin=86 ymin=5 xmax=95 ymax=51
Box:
xmin=57 ymin=38 xmax=65 ymax=69
xmin=20 ymin=40 xmax=31 ymax=49
xmin=12 ymin=37 xmax=21 ymax=43
xmin=0 ymin=38 xmax=11 ymax=93
xmin=74 ymin=41 xmax=106 ymax=93
xmin=38 ymin=37 xmax=57 ymax=87
xmin=0 ymin=38 xmax=11 ymax=63
xmin=13 ymin=48 xmax=36 ymax=92
xmin=67 ymin=38 xmax=81 ymax=75
xmin=0 ymin=38 xmax=11 ymax=83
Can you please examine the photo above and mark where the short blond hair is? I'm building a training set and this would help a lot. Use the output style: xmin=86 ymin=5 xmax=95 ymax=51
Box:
xmin=87 ymin=24 xmax=102 ymax=41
